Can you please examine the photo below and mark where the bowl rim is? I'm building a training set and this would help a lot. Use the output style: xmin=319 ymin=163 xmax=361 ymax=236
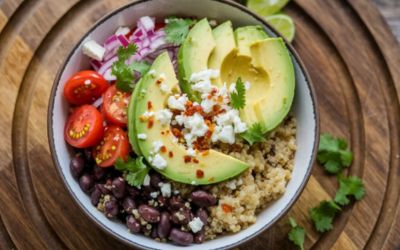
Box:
xmin=47 ymin=0 xmax=319 ymax=249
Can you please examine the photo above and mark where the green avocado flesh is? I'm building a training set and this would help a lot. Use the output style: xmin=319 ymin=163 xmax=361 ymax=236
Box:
xmin=133 ymin=52 xmax=249 ymax=185
xmin=179 ymin=19 xmax=295 ymax=133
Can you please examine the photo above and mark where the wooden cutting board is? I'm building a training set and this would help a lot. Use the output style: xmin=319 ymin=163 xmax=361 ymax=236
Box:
xmin=0 ymin=0 xmax=399 ymax=249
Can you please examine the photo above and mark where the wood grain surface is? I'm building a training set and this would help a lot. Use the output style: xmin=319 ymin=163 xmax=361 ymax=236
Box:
xmin=0 ymin=0 xmax=399 ymax=249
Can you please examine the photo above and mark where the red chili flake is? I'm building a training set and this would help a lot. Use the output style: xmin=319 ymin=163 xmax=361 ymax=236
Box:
xmin=221 ymin=203 xmax=233 ymax=213
xmin=161 ymin=131 xmax=165 ymax=135
xmin=172 ymin=128 xmax=182 ymax=138
xmin=202 ymin=150 xmax=210 ymax=156
xmin=195 ymin=105 xmax=203 ymax=113
xmin=184 ymin=155 xmax=192 ymax=163
xmin=185 ymin=100 xmax=193 ymax=107
xmin=147 ymin=117 xmax=154 ymax=129
xmin=147 ymin=101 xmax=153 ymax=110
xmin=156 ymin=79 xmax=162 ymax=85
xmin=205 ymin=130 xmax=212 ymax=139
xmin=165 ymin=130 xmax=170 ymax=134
xmin=168 ymin=151 xmax=174 ymax=158
xmin=193 ymin=159 xmax=200 ymax=164
xmin=196 ymin=169 xmax=204 ymax=178
xmin=211 ymin=88 xmax=217 ymax=95
xmin=160 ymin=146 xmax=167 ymax=153
xmin=207 ymin=94 xmax=212 ymax=100
xmin=212 ymin=105 xmax=221 ymax=113
xmin=217 ymin=96 xmax=223 ymax=103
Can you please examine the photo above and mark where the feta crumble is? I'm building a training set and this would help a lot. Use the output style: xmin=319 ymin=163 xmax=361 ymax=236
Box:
xmin=186 ymin=148 xmax=196 ymax=156
xmin=148 ymin=69 xmax=156 ymax=77
xmin=150 ymin=191 xmax=159 ymax=199
xmin=168 ymin=95 xmax=188 ymax=110
xmin=160 ymin=183 xmax=171 ymax=197
xmin=160 ymin=83 xmax=168 ymax=93
xmin=137 ymin=133 xmax=147 ymax=140
xmin=143 ymin=174 xmax=150 ymax=186
xmin=151 ymin=154 xmax=167 ymax=170
xmin=188 ymin=217 xmax=204 ymax=233
xmin=156 ymin=109 xmax=173 ymax=125
xmin=115 ymin=26 xmax=130 ymax=36
xmin=82 ymin=40 xmax=106 ymax=61
xmin=152 ymin=141 xmax=164 ymax=153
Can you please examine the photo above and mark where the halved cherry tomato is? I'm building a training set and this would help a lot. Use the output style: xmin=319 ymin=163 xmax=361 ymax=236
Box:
xmin=155 ymin=22 xmax=165 ymax=31
xmin=64 ymin=70 xmax=109 ymax=105
xmin=102 ymin=84 xmax=131 ymax=127
xmin=92 ymin=126 xmax=129 ymax=167
xmin=64 ymin=105 xmax=104 ymax=148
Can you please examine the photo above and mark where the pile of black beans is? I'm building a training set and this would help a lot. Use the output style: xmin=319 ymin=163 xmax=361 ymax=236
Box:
xmin=70 ymin=149 xmax=217 ymax=246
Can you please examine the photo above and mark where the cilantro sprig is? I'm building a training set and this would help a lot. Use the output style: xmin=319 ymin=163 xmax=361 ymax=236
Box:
xmin=309 ymin=200 xmax=341 ymax=233
xmin=111 ymin=44 xmax=150 ymax=91
xmin=317 ymin=133 xmax=353 ymax=174
xmin=165 ymin=17 xmax=196 ymax=45
xmin=334 ymin=175 xmax=365 ymax=206
xmin=288 ymin=217 xmax=305 ymax=250
xmin=230 ymin=77 xmax=246 ymax=109
xmin=240 ymin=123 xmax=265 ymax=145
xmin=115 ymin=156 xmax=150 ymax=187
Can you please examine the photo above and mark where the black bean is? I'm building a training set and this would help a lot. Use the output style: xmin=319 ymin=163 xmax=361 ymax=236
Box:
xmin=122 ymin=197 xmax=136 ymax=213
xmin=79 ymin=174 xmax=94 ymax=193
xmin=151 ymin=226 xmax=158 ymax=239
xmin=90 ymin=185 xmax=102 ymax=206
xmin=169 ymin=228 xmax=193 ymax=246
xmin=169 ymin=196 xmax=185 ymax=210
xmin=70 ymin=155 xmax=85 ymax=179
xmin=157 ymin=212 xmax=171 ymax=239
xmin=190 ymin=190 xmax=216 ymax=207
xmin=97 ymin=184 xmax=110 ymax=195
xmin=194 ymin=230 xmax=205 ymax=244
xmin=171 ymin=208 xmax=191 ymax=225
xmin=126 ymin=215 xmax=141 ymax=233
xmin=126 ymin=185 xmax=140 ymax=198
xmin=104 ymin=199 xmax=119 ymax=219
xmin=196 ymin=208 xmax=208 ymax=225
xmin=83 ymin=148 xmax=93 ymax=163
xmin=93 ymin=166 xmax=107 ymax=180
xmin=138 ymin=204 xmax=160 ymax=223
xmin=157 ymin=195 xmax=167 ymax=207
xmin=150 ymin=173 xmax=162 ymax=188
xmin=112 ymin=177 xmax=126 ymax=199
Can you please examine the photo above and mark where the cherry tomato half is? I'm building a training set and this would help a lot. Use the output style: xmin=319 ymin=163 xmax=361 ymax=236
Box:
xmin=155 ymin=22 xmax=165 ymax=31
xmin=64 ymin=105 xmax=104 ymax=148
xmin=64 ymin=70 xmax=109 ymax=105
xmin=92 ymin=126 xmax=129 ymax=167
xmin=102 ymin=84 xmax=131 ymax=127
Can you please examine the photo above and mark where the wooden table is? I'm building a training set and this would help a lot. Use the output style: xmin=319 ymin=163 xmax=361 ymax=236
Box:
xmin=0 ymin=0 xmax=399 ymax=249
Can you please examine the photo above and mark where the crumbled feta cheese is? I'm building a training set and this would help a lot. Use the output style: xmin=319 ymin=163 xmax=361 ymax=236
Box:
xmin=183 ymin=113 xmax=208 ymax=137
xmin=201 ymin=98 xmax=216 ymax=113
xmin=225 ymin=180 xmax=237 ymax=190
xmin=229 ymin=83 xmax=236 ymax=93
xmin=188 ymin=217 xmax=204 ymax=233
xmin=217 ymin=125 xmax=235 ymax=144
xmin=142 ymin=111 xmax=154 ymax=118
xmin=152 ymin=141 xmax=164 ymax=153
xmin=139 ymin=16 xmax=155 ymax=31
xmin=159 ymin=73 xmax=166 ymax=81
xmin=191 ymin=180 xmax=197 ymax=185
xmin=159 ymin=83 xmax=168 ymax=93
xmin=82 ymin=40 xmax=106 ymax=61
xmin=190 ymin=69 xmax=220 ymax=82
xmin=171 ymin=136 xmax=179 ymax=143
xmin=173 ymin=190 xmax=180 ymax=195
xmin=175 ymin=114 xmax=185 ymax=126
xmin=151 ymin=154 xmax=167 ymax=169
xmin=168 ymin=95 xmax=188 ymax=110
xmin=160 ymin=183 xmax=171 ymax=197
xmin=137 ymin=133 xmax=147 ymax=140
xmin=143 ymin=174 xmax=151 ymax=186
xmin=209 ymin=20 xmax=218 ymax=27
xmin=150 ymin=191 xmax=159 ymax=198
xmin=148 ymin=69 xmax=156 ymax=77
xmin=186 ymin=148 xmax=196 ymax=156
xmin=156 ymin=109 xmax=173 ymax=125
xmin=245 ymin=81 xmax=251 ymax=90
xmin=191 ymin=80 xmax=213 ymax=94
xmin=115 ymin=26 xmax=130 ymax=36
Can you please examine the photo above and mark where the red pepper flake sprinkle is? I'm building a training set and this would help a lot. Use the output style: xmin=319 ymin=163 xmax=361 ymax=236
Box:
xmin=168 ymin=151 xmax=174 ymax=158
xmin=172 ymin=128 xmax=182 ymax=138
xmin=156 ymin=79 xmax=162 ymax=85
xmin=212 ymin=105 xmax=221 ymax=113
xmin=160 ymin=146 xmax=167 ymax=153
xmin=147 ymin=101 xmax=153 ymax=110
xmin=196 ymin=169 xmax=204 ymax=178
xmin=161 ymin=131 xmax=165 ymax=135
xmin=193 ymin=158 xmax=200 ymax=164
xmin=202 ymin=150 xmax=210 ymax=156
xmin=221 ymin=203 xmax=233 ymax=213
xmin=147 ymin=117 xmax=154 ymax=129
xmin=184 ymin=155 xmax=192 ymax=163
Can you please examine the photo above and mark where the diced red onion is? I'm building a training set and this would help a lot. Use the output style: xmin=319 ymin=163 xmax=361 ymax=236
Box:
xmin=91 ymin=60 xmax=102 ymax=71
xmin=98 ymin=56 xmax=118 ymax=75
xmin=150 ymin=37 xmax=166 ymax=50
xmin=92 ymin=97 xmax=103 ymax=108
xmin=117 ymin=34 xmax=130 ymax=47
xmin=103 ymin=68 xmax=116 ymax=81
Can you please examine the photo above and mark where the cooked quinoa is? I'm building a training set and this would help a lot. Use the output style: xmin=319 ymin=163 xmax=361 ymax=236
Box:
xmin=171 ymin=116 xmax=296 ymax=238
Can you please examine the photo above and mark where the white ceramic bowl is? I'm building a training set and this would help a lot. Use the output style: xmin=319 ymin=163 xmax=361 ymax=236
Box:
xmin=48 ymin=0 xmax=319 ymax=249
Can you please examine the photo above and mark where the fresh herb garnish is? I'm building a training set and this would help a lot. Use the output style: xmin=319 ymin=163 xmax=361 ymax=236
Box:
xmin=230 ymin=77 xmax=246 ymax=109
xmin=288 ymin=217 xmax=305 ymax=250
xmin=240 ymin=123 xmax=265 ymax=145
xmin=334 ymin=175 xmax=365 ymax=206
xmin=309 ymin=200 xmax=341 ymax=233
xmin=317 ymin=133 xmax=353 ymax=174
xmin=111 ymin=44 xmax=150 ymax=91
xmin=165 ymin=17 xmax=196 ymax=45
xmin=114 ymin=156 xmax=150 ymax=187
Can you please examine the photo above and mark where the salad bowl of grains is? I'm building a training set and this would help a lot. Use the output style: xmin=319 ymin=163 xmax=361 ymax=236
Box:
xmin=48 ymin=0 xmax=319 ymax=249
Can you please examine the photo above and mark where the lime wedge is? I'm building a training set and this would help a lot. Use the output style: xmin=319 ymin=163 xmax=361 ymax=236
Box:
xmin=265 ymin=14 xmax=295 ymax=42
xmin=247 ymin=0 xmax=290 ymax=16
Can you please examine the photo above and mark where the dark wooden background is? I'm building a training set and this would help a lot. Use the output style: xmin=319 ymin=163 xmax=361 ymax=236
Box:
xmin=373 ymin=0 xmax=400 ymax=41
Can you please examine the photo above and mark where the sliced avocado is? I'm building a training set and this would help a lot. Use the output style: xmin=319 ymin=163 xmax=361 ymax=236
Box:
xmin=234 ymin=26 xmax=268 ymax=57
xmin=178 ymin=18 xmax=216 ymax=101
xmin=128 ymin=78 xmax=144 ymax=155
xmin=135 ymin=52 xmax=249 ymax=185
xmin=250 ymin=38 xmax=295 ymax=132
xmin=208 ymin=21 xmax=236 ymax=86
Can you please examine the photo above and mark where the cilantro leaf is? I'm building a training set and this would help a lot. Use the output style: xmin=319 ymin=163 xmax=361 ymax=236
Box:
xmin=112 ymin=44 xmax=149 ymax=92
xmin=241 ymin=123 xmax=265 ymax=145
xmin=288 ymin=217 xmax=305 ymax=250
xmin=114 ymin=156 xmax=150 ymax=187
xmin=317 ymin=133 xmax=353 ymax=174
xmin=309 ymin=200 xmax=341 ymax=233
xmin=334 ymin=175 xmax=365 ymax=206
xmin=165 ymin=18 xmax=195 ymax=45
xmin=230 ymin=77 xmax=246 ymax=109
